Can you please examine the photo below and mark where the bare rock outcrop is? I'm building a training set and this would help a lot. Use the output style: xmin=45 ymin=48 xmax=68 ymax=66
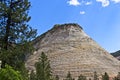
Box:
xmin=26 ymin=23 xmax=120 ymax=79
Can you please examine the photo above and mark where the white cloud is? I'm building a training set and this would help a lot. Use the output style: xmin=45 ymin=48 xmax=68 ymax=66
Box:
xmin=67 ymin=0 xmax=120 ymax=7
xmin=80 ymin=11 xmax=85 ymax=14
xmin=85 ymin=1 xmax=92 ymax=5
xmin=96 ymin=0 xmax=110 ymax=7
xmin=67 ymin=0 xmax=80 ymax=6
xmin=111 ymin=0 xmax=120 ymax=3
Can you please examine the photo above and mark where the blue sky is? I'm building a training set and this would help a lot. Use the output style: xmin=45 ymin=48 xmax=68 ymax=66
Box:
xmin=29 ymin=0 xmax=120 ymax=53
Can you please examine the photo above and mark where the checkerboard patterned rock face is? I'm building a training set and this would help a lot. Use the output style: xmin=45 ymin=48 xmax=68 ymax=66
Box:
xmin=26 ymin=23 xmax=120 ymax=79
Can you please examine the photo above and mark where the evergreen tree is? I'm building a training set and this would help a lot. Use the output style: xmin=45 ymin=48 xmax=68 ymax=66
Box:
xmin=89 ymin=78 xmax=92 ymax=80
xmin=0 ymin=0 xmax=36 ymax=71
xmin=55 ymin=75 xmax=59 ymax=80
xmin=102 ymin=72 xmax=109 ymax=80
xmin=0 ymin=0 xmax=36 ymax=80
xmin=65 ymin=71 xmax=74 ymax=80
xmin=78 ymin=74 xmax=87 ymax=80
xmin=114 ymin=77 xmax=118 ymax=80
xmin=117 ymin=72 xmax=120 ymax=80
xmin=114 ymin=72 xmax=120 ymax=80
xmin=93 ymin=71 xmax=99 ymax=80
xmin=30 ymin=70 xmax=36 ymax=80
xmin=35 ymin=52 xmax=52 ymax=80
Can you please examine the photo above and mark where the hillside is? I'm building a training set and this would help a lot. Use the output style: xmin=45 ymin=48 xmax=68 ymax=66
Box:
xmin=25 ymin=23 xmax=120 ymax=80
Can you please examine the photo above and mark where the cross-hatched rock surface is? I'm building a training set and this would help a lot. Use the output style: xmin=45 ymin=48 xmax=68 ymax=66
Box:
xmin=25 ymin=23 xmax=120 ymax=80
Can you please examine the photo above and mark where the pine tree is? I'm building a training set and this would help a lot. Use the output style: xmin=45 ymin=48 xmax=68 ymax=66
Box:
xmin=117 ymin=72 xmax=120 ymax=80
xmin=55 ymin=75 xmax=59 ymax=80
xmin=114 ymin=77 xmax=118 ymax=80
xmin=65 ymin=71 xmax=74 ymax=80
xmin=78 ymin=74 xmax=87 ymax=80
xmin=114 ymin=72 xmax=120 ymax=80
xmin=93 ymin=71 xmax=99 ymax=80
xmin=0 ymin=0 xmax=36 ymax=70
xmin=0 ymin=0 xmax=36 ymax=80
xmin=30 ymin=70 xmax=36 ymax=80
xmin=102 ymin=72 xmax=109 ymax=80
xmin=89 ymin=78 xmax=92 ymax=80
xmin=35 ymin=52 xmax=52 ymax=80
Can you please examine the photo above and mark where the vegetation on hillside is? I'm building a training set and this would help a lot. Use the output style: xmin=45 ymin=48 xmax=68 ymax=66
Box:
xmin=64 ymin=71 xmax=74 ymax=80
xmin=29 ymin=52 xmax=120 ymax=80
xmin=35 ymin=52 xmax=52 ymax=80
xmin=77 ymin=74 xmax=87 ymax=80
xmin=102 ymin=72 xmax=109 ymax=80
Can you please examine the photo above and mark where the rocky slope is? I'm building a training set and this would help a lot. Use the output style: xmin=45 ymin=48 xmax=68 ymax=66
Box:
xmin=26 ymin=23 xmax=120 ymax=79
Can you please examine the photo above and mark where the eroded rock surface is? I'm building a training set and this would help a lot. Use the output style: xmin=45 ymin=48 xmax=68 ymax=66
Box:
xmin=26 ymin=23 xmax=120 ymax=79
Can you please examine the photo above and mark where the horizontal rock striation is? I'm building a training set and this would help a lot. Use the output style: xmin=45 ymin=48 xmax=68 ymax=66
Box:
xmin=26 ymin=23 xmax=120 ymax=80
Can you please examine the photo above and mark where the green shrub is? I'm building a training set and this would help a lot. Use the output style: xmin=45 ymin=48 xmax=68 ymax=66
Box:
xmin=0 ymin=65 xmax=23 ymax=80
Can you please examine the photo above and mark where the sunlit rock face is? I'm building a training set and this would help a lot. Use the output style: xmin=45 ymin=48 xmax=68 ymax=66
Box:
xmin=26 ymin=23 xmax=120 ymax=79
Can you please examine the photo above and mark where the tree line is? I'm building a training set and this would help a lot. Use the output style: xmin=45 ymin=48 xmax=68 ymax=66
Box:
xmin=0 ymin=51 xmax=120 ymax=80
xmin=29 ymin=52 xmax=120 ymax=80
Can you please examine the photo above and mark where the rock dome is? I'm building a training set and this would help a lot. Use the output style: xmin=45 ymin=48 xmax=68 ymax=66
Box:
xmin=26 ymin=23 xmax=120 ymax=79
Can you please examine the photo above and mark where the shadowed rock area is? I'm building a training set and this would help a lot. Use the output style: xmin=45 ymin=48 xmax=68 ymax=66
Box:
xmin=26 ymin=23 xmax=120 ymax=79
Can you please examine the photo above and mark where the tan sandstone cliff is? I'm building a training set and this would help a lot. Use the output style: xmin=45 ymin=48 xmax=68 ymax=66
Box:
xmin=26 ymin=23 xmax=120 ymax=80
